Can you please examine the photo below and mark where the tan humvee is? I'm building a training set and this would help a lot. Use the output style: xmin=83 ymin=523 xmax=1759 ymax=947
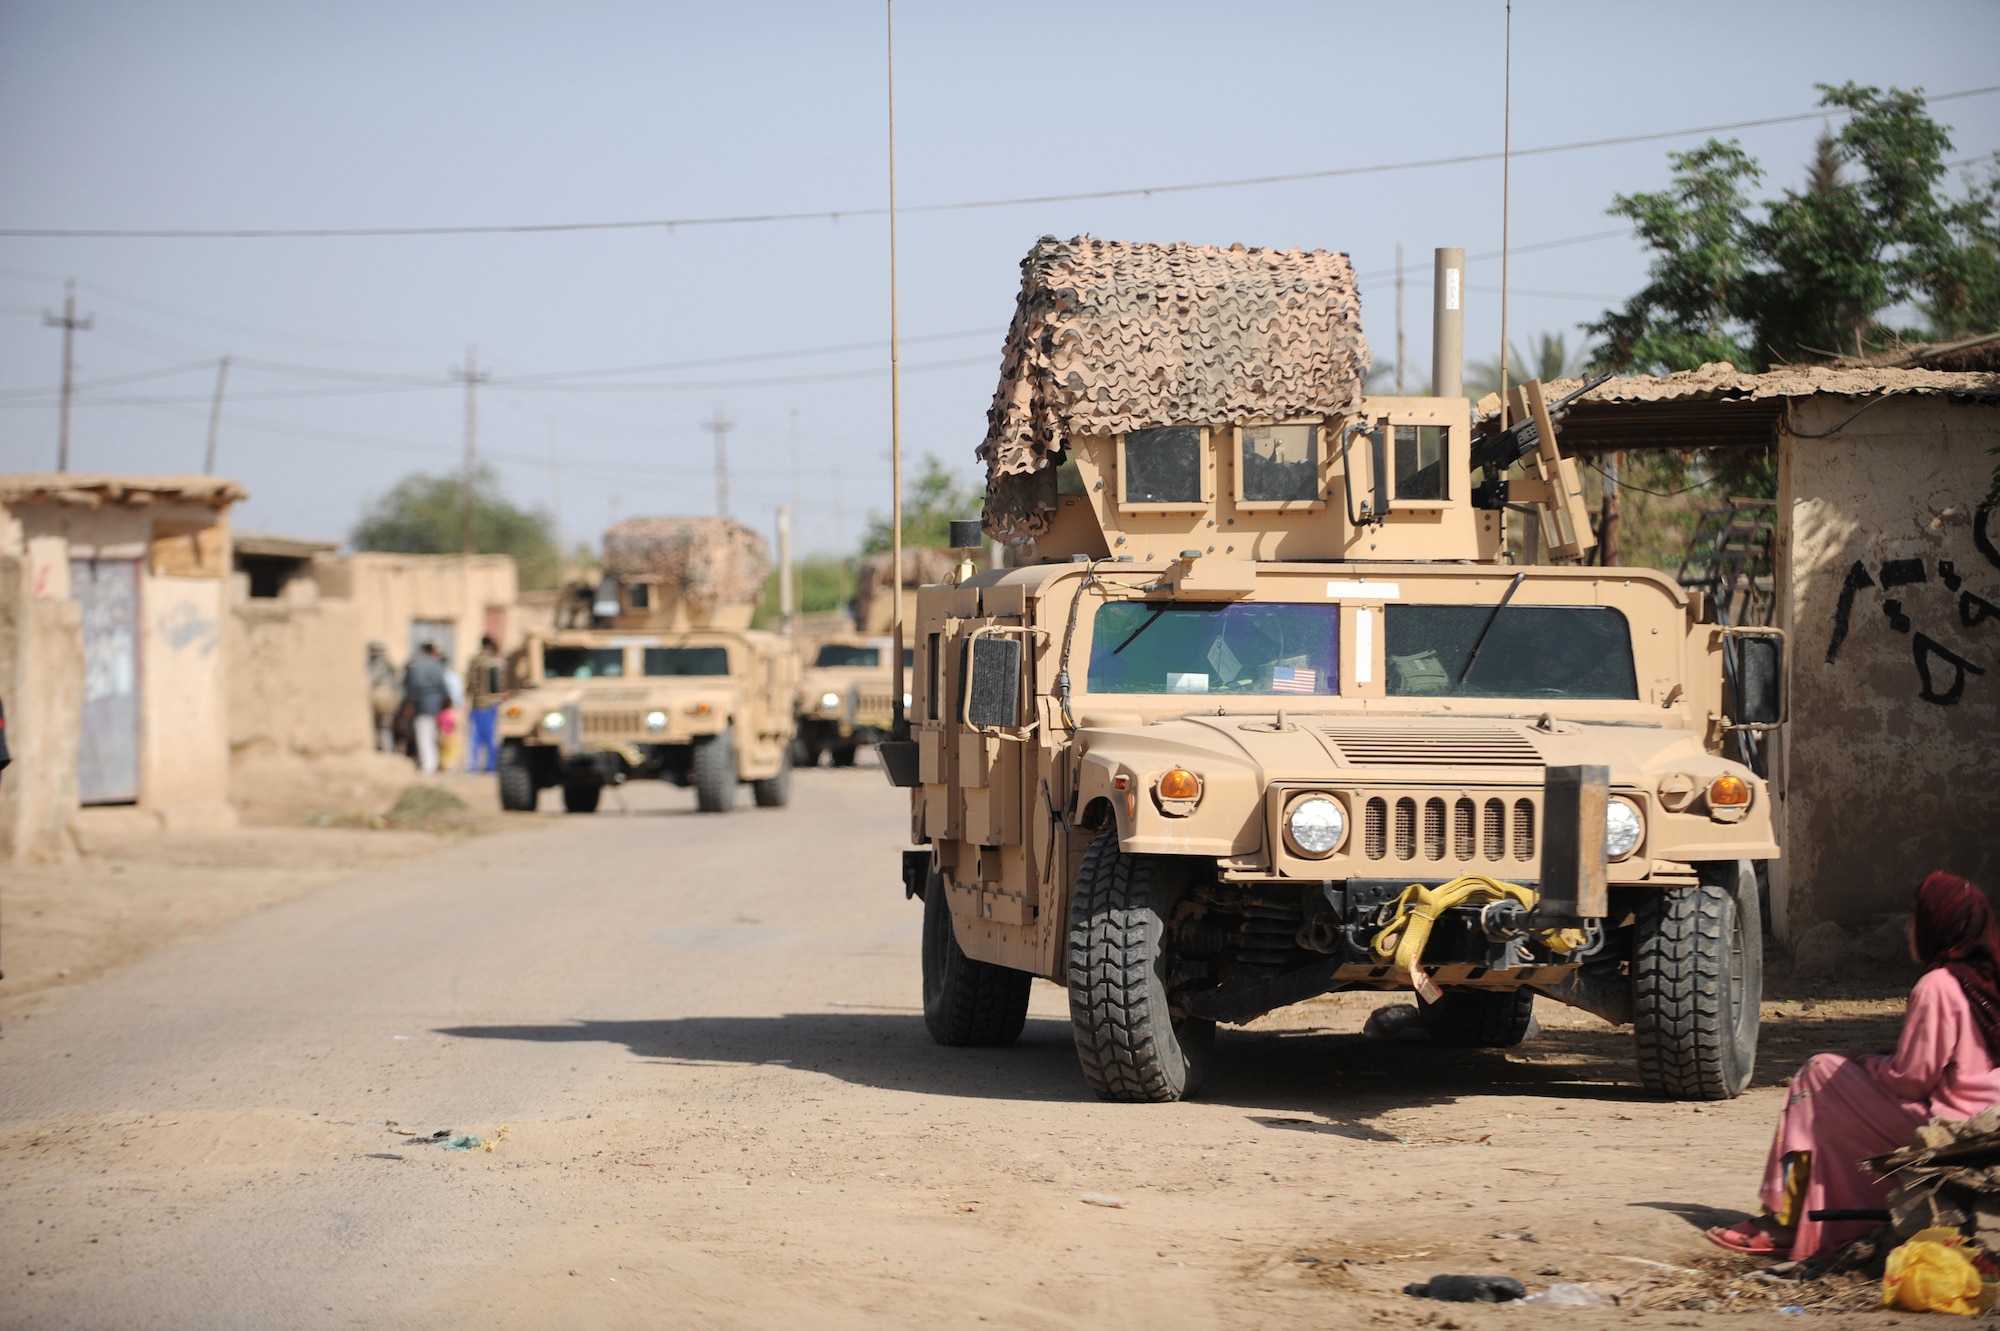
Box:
xmin=497 ymin=517 xmax=798 ymax=814
xmin=886 ymin=238 xmax=1785 ymax=1103
xmin=791 ymin=551 xmax=944 ymax=765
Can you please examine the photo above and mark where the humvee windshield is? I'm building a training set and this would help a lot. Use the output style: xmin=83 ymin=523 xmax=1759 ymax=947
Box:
xmin=1384 ymin=605 xmax=1638 ymax=699
xmin=644 ymin=645 xmax=730 ymax=676
xmin=812 ymin=645 xmax=915 ymax=669
xmin=544 ymin=646 xmax=625 ymax=678
xmin=1087 ymin=602 xmax=1338 ymax=696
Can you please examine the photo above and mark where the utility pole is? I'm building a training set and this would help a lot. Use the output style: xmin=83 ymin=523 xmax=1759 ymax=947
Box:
xmin=777 ymin=506 xmax=794 ymax=634
xmin=43 ymin=279 xmax=93 ymax=472
xmin=452 ymin=346 xmax=490 ymax=554
xmin=549 ymin=421 xmax=565 ymax=581
xmin=885 ymin=0 xmax=907 ymax=740
xmin=202 ymin=356 xmax=231 ymax=474
xmin=702 ymin=403 xmax=735 ymax=518
xmin=1394 ymin=244 xmax=1406 ymax=395
xmin=1599 ymin=453 xmax=1622 ymax=567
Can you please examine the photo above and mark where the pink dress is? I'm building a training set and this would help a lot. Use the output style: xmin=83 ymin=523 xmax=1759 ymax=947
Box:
xmin=1761 ymin=968 xmax=2000 ymax=1256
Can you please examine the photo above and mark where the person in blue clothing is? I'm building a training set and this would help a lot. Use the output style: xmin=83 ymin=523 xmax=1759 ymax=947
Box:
xmin=465 ymin=636 xmax=504 ymax=773
xmin=402 ymin=641 xmax=449 ymax=775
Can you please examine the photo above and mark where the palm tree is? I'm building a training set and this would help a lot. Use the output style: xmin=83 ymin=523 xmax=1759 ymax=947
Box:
xmin=1465 ymin=332 xmax=1590 ymax=399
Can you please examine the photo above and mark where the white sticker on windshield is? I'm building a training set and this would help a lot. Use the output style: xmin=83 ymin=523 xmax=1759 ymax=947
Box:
xmin=1206 ymin=637 xmax=1242 ymax=683
xmin=1166 ymin=672 xmax=1210 ymax=694
xmin=1355 ymin=608 xmax=1374 ymax=685
xmin=1326 ymin=581 xmax=1401 ymax=600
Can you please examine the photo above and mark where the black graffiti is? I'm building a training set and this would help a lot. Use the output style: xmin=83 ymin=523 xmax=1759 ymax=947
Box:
xmin=1979 ymin=504 xmax=2000 ymax=573
xmin=1826 ymin=560 xmax=1877 ymax=663
xmin=1884 ymin=598 xmax=1912 ymax=632
xmin=1965 ymin=591 xmax=2000 ymax=630
xmin=1914 ymin=633 xmax=1987 ymax=705
xmin=1881 ymin=557 xmax=1929 ymax=589
xmin=1941 ymin=560 xmax=1964 ymax=592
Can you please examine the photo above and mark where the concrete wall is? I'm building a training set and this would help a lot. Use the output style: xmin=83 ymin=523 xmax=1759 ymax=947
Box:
xmin=318 ymin=553 xmax=518 ymax=673
xmin=225 ymin=574 xmax=372 ymax=762
xmin=1780 ymin=394 xmax=2000 ymax=932
xmin=0 ymin=553 xmax=83 ymax=861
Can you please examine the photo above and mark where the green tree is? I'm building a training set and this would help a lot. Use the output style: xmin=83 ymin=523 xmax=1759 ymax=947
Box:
xmin=750 ymin=556 xmax=858 ymax=629
xmin=861 ymin=453 xmax=981 ymax=553
xmin=351 ymin=464 xmax=560 ymax=589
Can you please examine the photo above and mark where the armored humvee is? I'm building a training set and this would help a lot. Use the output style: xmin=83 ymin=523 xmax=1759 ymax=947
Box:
xmin=497 ymin=517 xmax=798 ymax=814
xmin=791 ymin=551 xmax=942 ymax=765
xmin=885 ymin=238 xmax=1785 ymax=1103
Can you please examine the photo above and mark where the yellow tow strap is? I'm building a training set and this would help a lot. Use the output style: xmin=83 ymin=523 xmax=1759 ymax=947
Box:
xmin=1369 ymin=874 xmax=1588 ymax=1002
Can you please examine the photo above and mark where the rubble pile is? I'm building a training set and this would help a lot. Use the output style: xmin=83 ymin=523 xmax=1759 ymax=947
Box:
xmin=602 ymin=517 xmax=771 ymax=607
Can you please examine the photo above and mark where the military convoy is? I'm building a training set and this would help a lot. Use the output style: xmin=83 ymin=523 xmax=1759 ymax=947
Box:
xmin=496 ymin=517 xmax=798 ymax=814
xmin=883 ymin=237 xmax=1786 ymax=1104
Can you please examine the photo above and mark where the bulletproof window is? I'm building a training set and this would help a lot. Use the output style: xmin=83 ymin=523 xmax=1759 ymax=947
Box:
xmin=543 ymin=647 xmax=625 ymax=679
xmin=1383 ymin=605 xmax=1637 ymax=699
xmin=813 ymin=644 xmax=881 ymax=668
xmin=644 ymin=646 xmax=731 ymax=676
xmin=628 ymin=582 xmax=652 ymax=610
xmin=1394 ymin=425 xmax=1448 ymax=501
xmin=1086 ymin=602 xmax=1339 ymax=697
xmin=1238 ymin=424 xmax=1321 ymax=504
xmin=1120 ymin=427 xmax=1205 ymax=507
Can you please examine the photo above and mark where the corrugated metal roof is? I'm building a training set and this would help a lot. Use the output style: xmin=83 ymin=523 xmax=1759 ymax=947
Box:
xmin=0 ymin=474 xmax=247 ymax=506
xmin=979 ymin=236 xmax=1368 ymax=541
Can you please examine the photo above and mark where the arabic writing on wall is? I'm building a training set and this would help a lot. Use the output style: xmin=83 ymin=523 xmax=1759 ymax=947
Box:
xmin=1824 ymin=503 xmax=2000 ymax=706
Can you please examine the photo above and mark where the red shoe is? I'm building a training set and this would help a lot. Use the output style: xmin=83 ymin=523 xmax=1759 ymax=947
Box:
xmin=1705 ymin=1218 xmax=1793 ymax=1257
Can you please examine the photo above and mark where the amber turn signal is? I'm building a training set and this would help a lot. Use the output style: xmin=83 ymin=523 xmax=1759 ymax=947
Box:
xmin=1708 ymin=774 xmax=1751 ymax=807
xmin=687 ymin=701 xmax=713 ymax=716
xmin=1157 ymin=768 xmax=1202 ymax=801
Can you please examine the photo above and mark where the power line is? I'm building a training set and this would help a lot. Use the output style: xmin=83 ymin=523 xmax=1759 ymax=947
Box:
xmin=8 ymin=85 xmax=1994 ymax=240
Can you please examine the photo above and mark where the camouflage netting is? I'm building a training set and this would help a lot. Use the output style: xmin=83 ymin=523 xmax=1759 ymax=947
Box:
xmin=851 ymin=548 xmax=956 ymax=630
xmin=977 ymin=236 xmax=1370 ymax=543
xmin=602 ymin=516 xmax=771 ymax=607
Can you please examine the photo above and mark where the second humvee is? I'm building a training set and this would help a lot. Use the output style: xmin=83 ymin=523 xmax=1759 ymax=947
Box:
xmin=885 ymin=237 xmax=1785 ymax=1104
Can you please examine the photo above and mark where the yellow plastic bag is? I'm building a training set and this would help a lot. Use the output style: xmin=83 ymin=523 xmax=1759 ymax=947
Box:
xmin=1881 ymin=1228 xmax=1988 ymax=1315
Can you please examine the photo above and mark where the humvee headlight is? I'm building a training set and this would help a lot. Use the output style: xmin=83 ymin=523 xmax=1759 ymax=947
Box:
xmin=645 ymin=710 xmax=669 ymax=732
xmin=1157 ymin=768 xmax=1202 ymax=802
xmin=821 ymin=691 xmax=841 ymax=711
xmin=1604 ymin=798 xmax=1644 ymax=860
xmin=1285 ymin=795 xmax=1347 ymax=857
xmin=541 ymin=711 xmax=565 ymax=732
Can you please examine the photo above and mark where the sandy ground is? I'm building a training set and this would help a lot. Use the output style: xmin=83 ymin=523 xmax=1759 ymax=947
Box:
xmin=0 ymin=762 xmax=1918 ymax=1328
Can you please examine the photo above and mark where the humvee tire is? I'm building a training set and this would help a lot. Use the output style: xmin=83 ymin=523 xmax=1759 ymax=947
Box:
xmin=692 ymin=727 xmax=736 ymax=813
xmin=497 ymin=744 xmax=538 ymax=812
xmin=1418 ymin=988 xmax=1537 ymax=1048
xmin=921 ymin=872 xmax=1031 ymax=1046
xmin=1067 ymin=831 xmax=1216 ymax=1102
xmin=751 ymin=746 xmax=792 ymax=808
xmin=1633 ymin=859 xmax=1762 ymax=1100
xmin=561 ymin=779 xmax=601 ymax=814
xmin=830 ymin=743 xmax=858 ymax=768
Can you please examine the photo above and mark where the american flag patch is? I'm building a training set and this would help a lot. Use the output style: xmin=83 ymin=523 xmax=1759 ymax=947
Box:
xmin=1271 ymin=666 xmax=1317 ymax=694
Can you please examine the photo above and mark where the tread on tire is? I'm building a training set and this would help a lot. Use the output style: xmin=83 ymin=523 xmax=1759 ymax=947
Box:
xmin=921 ymin=872 xmax=1032 ymax=1046
xmin=1418 ymin=988 xmax=1536 ymax=1048
xmin=1066 ymin=830 xmax=1215 ymax=1102
xmin=1633 ymin=859 xmax=1762 ymax=1100
xmin=751 ymin=744 xmax=792 ymax=808
xmin=692 ymin=726 xmax=736 ymax=813
xmin=560 ymin=780 xmax=600 ymax=814
xmin=497 ymin=746 xmax=538 ymax=812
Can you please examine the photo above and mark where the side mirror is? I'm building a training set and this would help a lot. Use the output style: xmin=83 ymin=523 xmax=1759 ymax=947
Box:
xmin=591 ymin=578 xmax=622 ymax=620
xmin=1724 ymin=630 xmax=1786 ymax=729
xmin=963 ymin=635 xmax=1024 ymax=731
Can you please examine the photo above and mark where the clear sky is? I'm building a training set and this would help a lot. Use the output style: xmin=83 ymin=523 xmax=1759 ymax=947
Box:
xmin=1 ymin=0 xmax=1994 ymax=555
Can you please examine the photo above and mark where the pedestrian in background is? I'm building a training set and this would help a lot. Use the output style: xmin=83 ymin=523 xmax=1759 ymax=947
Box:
xmin=466 ymin=635 xmax=504 ymax=773
xmin=402 ymin=641 xmax=448 ymax=776
xmin=438 ymin=652 xmax=466 ymax=773
xmin=366 ymin=641 xmax=401 ymax=754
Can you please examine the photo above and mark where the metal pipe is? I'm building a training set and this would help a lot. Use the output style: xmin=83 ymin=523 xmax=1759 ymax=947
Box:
xmin=1431 ymin=247 xmax=1464 ymax=400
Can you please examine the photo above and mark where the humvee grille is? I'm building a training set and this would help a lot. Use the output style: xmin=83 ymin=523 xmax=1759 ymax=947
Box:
xmin=584 ymin=710 xmax=643 ymax=737
xmin=1354 ymin=790 xmax=1538 ymax=870
xmin=1320 ymin=725 xmax=1542 ymax=768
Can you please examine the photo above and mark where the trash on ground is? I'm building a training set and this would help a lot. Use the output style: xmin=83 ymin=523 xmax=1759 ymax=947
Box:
xmin=1078 ymin=1193 xmax=1128 ymax=1208
xmin=1880 ymin=1227 xmax=1992 ymax=1315
xmin=1362 ymin=1004 xmax=1428 ymax=1042
xmin=1403 ymin=1274 xmax=1526 ymax=1302
xmin=1493 ymin=1230 xmax=1539 ymax=1243
xmin=1519 ymin=1282 xmax=1609 ymax=1307
xmin=365 ymin=1152 xmax=405 ymax=1161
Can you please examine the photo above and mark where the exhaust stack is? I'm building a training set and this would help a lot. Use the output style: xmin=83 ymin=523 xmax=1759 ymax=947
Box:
xmin=1432 ymin=247 xmax=1464 ymax=400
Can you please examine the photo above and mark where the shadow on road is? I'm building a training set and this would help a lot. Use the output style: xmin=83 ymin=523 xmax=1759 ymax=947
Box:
xmin=431 ymin=1006 xmax=1899 ymax=1111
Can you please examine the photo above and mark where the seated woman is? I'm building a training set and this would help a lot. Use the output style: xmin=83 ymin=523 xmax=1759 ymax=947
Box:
xmin=1709 ymin=871 xmax=2000 ymax=1259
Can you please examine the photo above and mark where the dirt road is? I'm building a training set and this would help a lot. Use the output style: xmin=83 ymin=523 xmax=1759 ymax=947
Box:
xmin=1 ymin=768 xmax=1905 ymax=1328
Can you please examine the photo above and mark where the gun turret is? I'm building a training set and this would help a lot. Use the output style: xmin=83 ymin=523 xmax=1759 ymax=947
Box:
xmin=1468 ymin=372 xmax=1611 ymax=507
